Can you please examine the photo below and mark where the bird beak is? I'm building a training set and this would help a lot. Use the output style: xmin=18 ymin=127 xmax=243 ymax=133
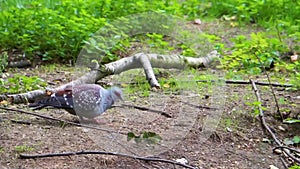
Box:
xmin=120 ymin=95 xmax=124 ymax=102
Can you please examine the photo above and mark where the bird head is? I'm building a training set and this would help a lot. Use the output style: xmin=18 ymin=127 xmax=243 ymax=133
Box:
xmin=109 ymin=87 xmax=124 ymax=102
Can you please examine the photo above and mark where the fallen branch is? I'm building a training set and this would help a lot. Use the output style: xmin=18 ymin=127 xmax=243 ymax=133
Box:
xmin=0 ymin=106 xmax=124 ymax=134
xmin=180 ymin=101 xmax=218 ymax=110
xmin=250 ymin=79 xmax=300 ymax=165
xmin=252 ymin=51 xmax=283 ymax=120
xmin=19 ymin=150 xmax=197 ymax=169
xmin=1 ymin=51 xmax=219 ymax=104
xmin=10 ymin=119 xmax=31 ymax=125
xmin=273 ymin=146 xmax=300 ymax=155
xmin=197 ymin=79 xmax=293 ymax=88
xmin=118 ymin=103 xmax=172 ymax=118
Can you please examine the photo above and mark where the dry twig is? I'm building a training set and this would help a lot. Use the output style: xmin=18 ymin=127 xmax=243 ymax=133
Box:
xmin=196 ymin=79 xmax=293 ymax=88
xmin=117 ymin=103 xmax=172 ymax=118
xmin=0 ymin=106 xmax=123 ymax=134
xmin=250 ymin=79 xmax=300 ymax=165
xmin=252 ymin=52 xmax=283 ymax=120
xmin=19 ymin=150 xmax=197 ymax=169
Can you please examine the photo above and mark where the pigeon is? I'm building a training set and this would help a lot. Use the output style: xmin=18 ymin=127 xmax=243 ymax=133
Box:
xmin=29 ymin=84 xmax=123 ymax=123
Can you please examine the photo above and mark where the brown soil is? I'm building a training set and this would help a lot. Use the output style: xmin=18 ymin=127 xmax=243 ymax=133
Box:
xmin=1 ymin=65 xmax=299 ymax=169
xmin=1 ymin=21 xmax=300 ymax=169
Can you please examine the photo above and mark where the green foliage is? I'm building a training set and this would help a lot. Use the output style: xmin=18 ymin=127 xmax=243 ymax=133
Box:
xmin=0 ymin=0 xmax=205 ymax=63
xmin=245 ymin=100 xmax=267 ymax=117
xmin=159 ymin=77 xmax=178 ymax=90
xmin=290 ymin=165 xmax=300 ymax=169
xmin=0 ymin=146 xmax=3 ymax=153
xmin=283 ymin=118 xmax=300 ymax=124
xmin=127 ymin=131 xmax=162 ymax=144
xmin=202 ymin=0 xmax=300 ymax=27
xmin=14 ymin=145 xmax=34 ymax=153
xmin=0 ymin=74 xmax=47 ymax=94
xmin=283 ymin=136 xmax=300 ymax=145
xmin=0 ymin=52 xmax=8 ymax=74
xmin=221 ymin=33 xmax=289 ymax=73
xmin=0 ymin=0 xmax=108 ymax=62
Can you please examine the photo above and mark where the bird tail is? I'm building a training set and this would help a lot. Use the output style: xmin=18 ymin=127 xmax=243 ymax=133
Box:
xmin=28 ymin=102 xmax=48 ymax=110
xmin=29 ymin=94 xmax=73 ymax=110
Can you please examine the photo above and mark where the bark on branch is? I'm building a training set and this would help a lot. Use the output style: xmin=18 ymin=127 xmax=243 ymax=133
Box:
xmin=0 ymin=51 xmax=220 ymax=104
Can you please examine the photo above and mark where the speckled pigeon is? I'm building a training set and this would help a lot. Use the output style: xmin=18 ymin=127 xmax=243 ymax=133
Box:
xmin=29 ymin=84 xmax=123 ymax=123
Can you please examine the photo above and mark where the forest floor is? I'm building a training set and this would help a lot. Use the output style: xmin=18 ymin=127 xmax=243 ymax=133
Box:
xmin=1 ymin=21 xmax=300 ymax=169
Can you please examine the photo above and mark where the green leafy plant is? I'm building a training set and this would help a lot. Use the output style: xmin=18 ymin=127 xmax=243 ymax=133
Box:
xmin=0 ymin=146 xmax=3 ymax=153
xmin=0 ymin=0 xmax=208 ymax=64
xmin=0 ymin=51 xmax=8 ymax=75
xmin=127 ymin=131 xmax=162 ymax=144
xmin=221 ymin=33 xmax=289 ymax=73
xmin=283 ymin=118 xmax=300 ymax=124
xmin=14 ymin=145 xmax=34 ymax=153
xmin=289 ymin=165 xmax=300 ymax=169
xmin=245 ymin=101 xmax=267 ymax=117
xmin=283 ymin=136 xmax=300 ymax=145
xmin=0 ymin=74 xmax=47 ymax=94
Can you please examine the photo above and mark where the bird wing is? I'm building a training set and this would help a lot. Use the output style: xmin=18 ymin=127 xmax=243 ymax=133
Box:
xmin=29 ymin=87 xmax=76 ymax=115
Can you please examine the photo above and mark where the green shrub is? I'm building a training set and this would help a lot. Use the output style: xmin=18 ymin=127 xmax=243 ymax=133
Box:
xmin=0 ymin=0 xmax=206 ymax=63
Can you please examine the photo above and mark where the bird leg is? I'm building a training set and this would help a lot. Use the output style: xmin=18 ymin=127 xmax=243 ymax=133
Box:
xmin=92 ymin=118 xmax=108 ymax=125
xmin=78 ymin=116 xmax=107 ymax=124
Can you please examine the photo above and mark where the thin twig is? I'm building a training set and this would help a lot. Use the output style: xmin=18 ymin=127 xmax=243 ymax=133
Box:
xmin=250 ymin=79 xmax=300 ymax=164
xmin=180 ymin=101 xmax=218 ymax=110
xmin=117 ymin=104 xmax=172 ymax=118
xmin=10 ymin=119 xmax=31 ymax=125
xmin=280 ymin=157 xmax=289 ymax=169
xmin=273 ymin=146 xmax=300 ymax=155
xmin=275 ymin=23 xmax=283 ymax=43
xmin=0 ymin=106 xmax=125 ymax=134
xmin=19 ymin=150 xmax=197 ymax=169
xmin=99 ymin=79 xmax=293 ymax=88
xmin=250 ymin=79 xmax=281 ymax=144
xmin=196 ymin=79 xmax=293 ymax=88
xmin=252 ymin=51 xmax=283 ymax=120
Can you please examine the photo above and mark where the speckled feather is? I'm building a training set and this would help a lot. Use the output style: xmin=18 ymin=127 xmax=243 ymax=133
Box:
xmin=29 ymin=84 xmax=123 ymax=119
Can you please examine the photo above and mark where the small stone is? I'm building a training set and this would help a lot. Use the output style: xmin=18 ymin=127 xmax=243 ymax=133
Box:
xmin=278 ymin=126 xmax=285 ymax=132
xmin=82 ymin=128 xmax=90 ymax=133
xmin=175 ymin=158 xmax=188 ymax=165
xmin=273 ymin=149 xmax=282 ymax=154
xmin=193 ymin=19 xmax=202 ymax=25
xmin=269 ymin=165 xmax=279 ymax=169
xmin=226 ymin=127 xmax=232 ymax=132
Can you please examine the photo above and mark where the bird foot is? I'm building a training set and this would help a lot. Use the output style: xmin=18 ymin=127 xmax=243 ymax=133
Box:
xmin=93 ymin=118 xmax=108 ymax=125
xmin=79 ymin=117 xmax=107 ymax=125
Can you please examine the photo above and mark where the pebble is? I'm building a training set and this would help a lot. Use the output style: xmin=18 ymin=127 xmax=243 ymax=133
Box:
xmin=175 ymin=158 xmax=188 ymax=165
xmin=278 ymin=125 xmax=285 ymax=132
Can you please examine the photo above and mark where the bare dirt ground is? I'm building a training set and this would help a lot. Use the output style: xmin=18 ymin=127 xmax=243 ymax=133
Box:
xmin=1 ymin=21 xmax=300 ymax=169
xmin=0 ymin=65 xmax=299 ymax=169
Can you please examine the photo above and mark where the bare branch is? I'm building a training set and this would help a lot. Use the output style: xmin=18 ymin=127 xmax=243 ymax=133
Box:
xmin=0 ymin=106 xmax=124 ymax=134
xmin=252 ymin=51 xmax=283 ymax=120
xmin=197 ymin=79 xmax=293 ymax=88
xmin=19 ymin=150 xmax=198 ymax=169
xmin=250 ymin=79 xmax=300 ymax=164
xmin=1 ymin=51 xmax=219 ymax=104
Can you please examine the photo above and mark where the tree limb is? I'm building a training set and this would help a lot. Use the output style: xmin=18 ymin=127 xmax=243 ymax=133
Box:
xmin=19 ymin=150 xmax=198 ymax=169
xmin=250 ymin=79 xmax=300 ymax=165
xmin=0 ymin=51 xmax=220 ymax=104
xmin=197 ymin=79 xmax=293 ymax=88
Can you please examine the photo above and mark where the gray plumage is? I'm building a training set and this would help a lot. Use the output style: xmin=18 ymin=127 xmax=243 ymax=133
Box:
xmin=29 ymin=84 xmax=123 ymax=120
